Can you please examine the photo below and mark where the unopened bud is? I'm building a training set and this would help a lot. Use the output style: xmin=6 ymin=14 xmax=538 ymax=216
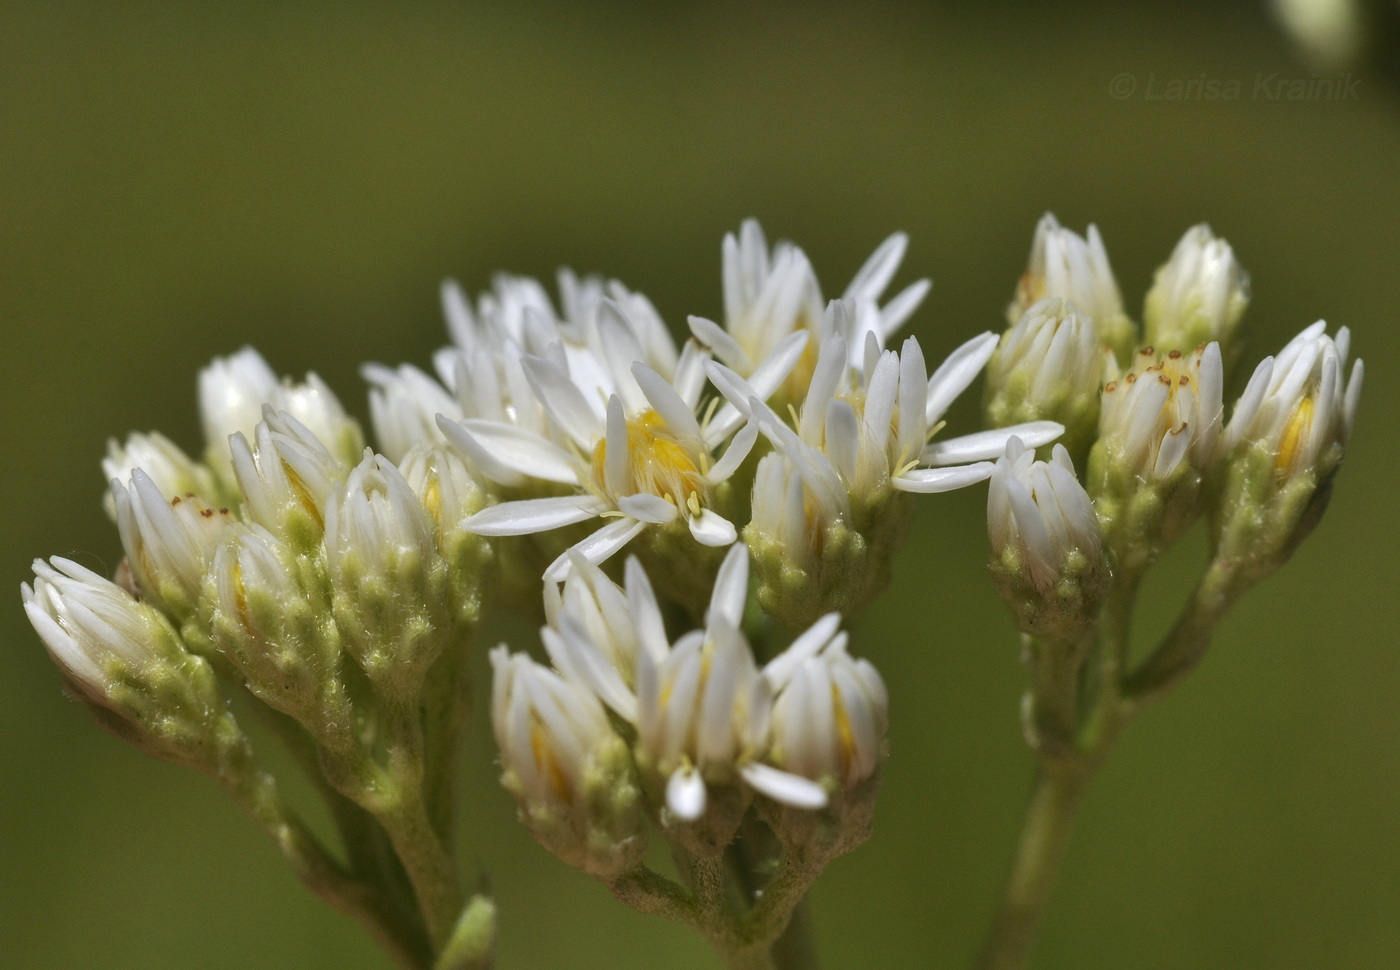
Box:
xmin=987 ymin=438 xmax=1106 ymax=639
xmin=1143 ymin=224 xmax=1250 ymax=368
xmin=1010 ymin=214 xmax=1135 ymax=364
xmin=491 ymin=646 xmax=645 ymax=879
xmin=984 ymin=298 xmax=1109 ymax=463
xmin=23 ymin=557 xmax=246 ymax=771
xmin=1213 ymin=322 xmax=1362 ymax=579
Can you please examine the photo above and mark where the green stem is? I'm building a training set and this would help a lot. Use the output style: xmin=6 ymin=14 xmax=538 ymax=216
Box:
xmin=769 ymin=897 xmax=820 ymax=970
xmin=973 ymin=759 xmax=1093 ymax=970
xmin=226 ymin=763 xmax=433 ymax=970
xmin=1123 ymin=561 xmax=1239 ymax=710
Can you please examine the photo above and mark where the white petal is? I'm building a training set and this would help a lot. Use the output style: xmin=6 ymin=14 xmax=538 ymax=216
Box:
xmin=923 ymin=422 xmax=1063 ymax=466
xmin=667 ymin=766 xmax=707 ymax=821
xmin=450 ymin=418 xmax=580 ymax=485
xmin=844 ymin=232 xmax=908 ymax=303
xmin=632 ymin=362 xmax=702 ymax=442
xmin=618 ymin=493 xmax=679 ymax=524
xmin=705 ymin=421 xmax=759 ymax=486
xmin=709 ymin=542 xmax=750 ymax=628
xmin=688 ymin=508 xmax=737 ymax=547
xmin=688 ymin=315 xmax=752 ymax=372
xmin=740 ymin=762 xmax=829 ymax=809
xmin=925 ymin=331 xmax=1000 ymax=424
xmin=464 ymin=495 xmax=607 ymax=536
xmin=892 ymin=462 xmax=995 ymax=493
xmin=543 ymin=518 xmax=648 ymax=582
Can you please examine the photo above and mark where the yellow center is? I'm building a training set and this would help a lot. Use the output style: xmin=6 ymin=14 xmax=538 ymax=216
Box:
xmin=590 ymin=409 xmax=707 ymax=509
xmin=1276 ymin=393 xmax=1315 ymax=476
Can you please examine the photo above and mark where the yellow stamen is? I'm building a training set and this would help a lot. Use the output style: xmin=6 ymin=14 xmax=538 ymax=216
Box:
xmin=590 ymin=409 xmax=707 ymax=509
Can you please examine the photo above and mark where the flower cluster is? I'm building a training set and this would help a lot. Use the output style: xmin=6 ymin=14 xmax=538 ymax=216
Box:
xmin=21 ymin=213 xmax=1363 ymax=970
xmin=491 ymin=544 xmax=886 ymax=876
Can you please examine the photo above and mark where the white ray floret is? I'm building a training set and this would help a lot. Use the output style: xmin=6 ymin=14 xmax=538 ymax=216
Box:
xmin=1221 ymin=320 xmax=1362 ymax=474
xmin=987 ymin=437 xmax=1101 ymax=594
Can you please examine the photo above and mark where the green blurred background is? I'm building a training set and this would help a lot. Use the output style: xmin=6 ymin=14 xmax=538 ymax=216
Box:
xmin=3 ymin=1 xmax=1398 ymax=967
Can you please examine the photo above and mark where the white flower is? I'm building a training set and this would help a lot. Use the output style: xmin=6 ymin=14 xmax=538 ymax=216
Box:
xmin=101 ymin=431 xmax=220 ymax=517
xmin=1098 ymin=342 xmax=1225 ymax=481
xmin=445 ymin=299 xmax=799 ymax=579
xmin=1222 ymin=321 xmax=1362 ymax=476
xmin=984 ymin=298 xmax=1109 ymax=457
xmin=323 ymin=450 xmax=436 ymax=585
xmin=1010 ymin=214 xmax=1133 ymax=360
xmin=23 ymin=557 xmax=169 ymax=695
xmin=111 ymin=468 xmax=235 ymax=616
xmin=688 ymin=219 xmax=930 ymax=384
xmin=491 ymin=645 xmax=617 ymax=810
xmin=987 ymin=437 xmax=1101 ymax=594
xmin=760 ymin=613 xmax=887 ymax=791
xmin=709 ymin=301 xmax=1063 ymax=507
xmin=1144 ymin=224 xmax=1250 ymax=356
xmin=229 ymin=408 xmax=345 ymax=538
xmin=200 ymin=347 xmax=362 ymax=474
xmin=630 ymin=545 xmax=828 ymax=820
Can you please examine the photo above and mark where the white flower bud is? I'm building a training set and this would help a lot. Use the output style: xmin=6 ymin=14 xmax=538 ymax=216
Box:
xmin=984 ymin=299 xmax=1110 ymax=462
xmin=761 ymin=615 xmax=887 ymax=791
xmin=111 ymin=468 xmax=235 ymax=619
xmin=229 ymin=409 xmax=344 ymax=546
xmin=276 ymin=372 xmax=364 ymax=468
xmin=200 ymin=347 xmax=279 ymax=461
xmin=1212 ymin=322 xmax=1362 ymax=575
xmin=987 ymin=438 xmax=1106 ymax=637
xmin=1010 ymin=214 xmax=1135 ymax=363
xmin=208 ymin=523 xmax=342 ymax=729
xmin=24 ymin=557 xmax=168 ymax=693
xmin=200 ymin=347 xmax=363 ymax=478
xmin=324 ymin=450 xmax=436 ymax=587
xmin=324 ymin=451 xmax=445 ymax=685
xmin=23 ymin=557 xmax=240 ymax=769
xmin=491 ymin=646 xmax=645 ymax=878
xmin=102 ymin=432 xmax=220 ymax=518
xmin=1222 ymin=321 xmax=1361 ymax=478
xmin=1144 ymin=224 xmax=1250 ymax=364
xmin=363 ymin=363 xmax=462 ymax=463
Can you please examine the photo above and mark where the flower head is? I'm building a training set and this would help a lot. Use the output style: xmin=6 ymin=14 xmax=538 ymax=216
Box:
xmin=984 ymin=298 xmax=1110 ymax=462
xmin=987 ymin=437 xmax=1106 ymax=636
xmin=1143 ymin=224 xmax=1250 ymax=365
xmin=1010 ymin=214 xmax=1135 ymax=363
